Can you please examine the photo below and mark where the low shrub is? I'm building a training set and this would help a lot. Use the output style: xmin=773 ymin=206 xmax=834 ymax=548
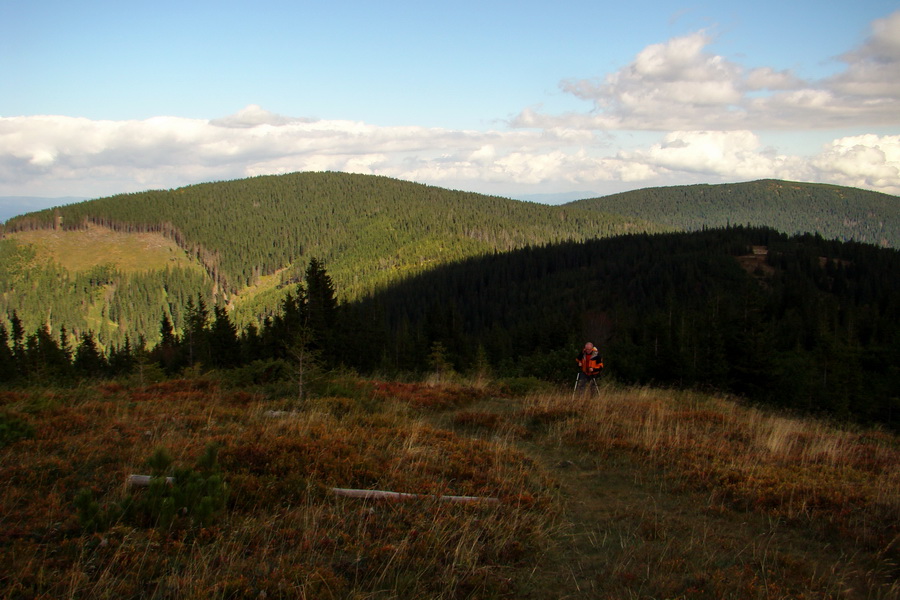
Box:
xmin=76 ymin=443 xmax=227 ymax=532
xmin=0 ymin=411 xmax=34 ymax=447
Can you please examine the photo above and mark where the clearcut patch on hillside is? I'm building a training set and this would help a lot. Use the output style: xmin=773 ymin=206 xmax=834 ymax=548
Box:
xmin=8 ymin=224 xmax=202 ymax=273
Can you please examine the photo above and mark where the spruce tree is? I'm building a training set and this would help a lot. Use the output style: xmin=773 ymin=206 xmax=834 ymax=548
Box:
xmin=209 ymin=305 xmax=240 ymax=368
xmin=154 ymin=313 xmax=181 ymax=374
xmin=304 ymin=257 xmax=338 ymax=363
xmin=9 ymin=312 xmax=25 ymax=370
xmin=109 ymin=336 xmax=138 ymax=376
xmin=73 ymin=332 xmax=107 ymax=378
xmin=0 ymin=324 xmax=16 ymax=383
xmin=183 ymin=296 xmax=210 ymax=368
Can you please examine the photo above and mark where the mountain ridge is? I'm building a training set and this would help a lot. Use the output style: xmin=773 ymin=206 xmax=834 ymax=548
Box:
xmin=1 ymin=172 xmax=897 ymax=349
xmin=569 ymin=178 xmax=899 ymax=247
xmin=2 ymin=172 xmax=662 ymax=299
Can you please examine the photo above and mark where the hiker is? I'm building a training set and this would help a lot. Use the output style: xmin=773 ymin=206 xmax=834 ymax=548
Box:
xmin=574 ymin=342 xmax=603 ymax=396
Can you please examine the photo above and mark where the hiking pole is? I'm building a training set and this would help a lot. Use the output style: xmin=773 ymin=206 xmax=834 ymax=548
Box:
xmin=591 ymin=375 xmax=601 ymax=397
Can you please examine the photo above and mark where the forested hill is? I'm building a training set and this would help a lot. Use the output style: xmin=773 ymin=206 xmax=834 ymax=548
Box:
xmin=348 ymin=226 xmax=900 ymax=425
xmin=570 ymin=179 xmax=899 ymax=248
xmin=2 ymin=172 xmax=898 ymax=351
xmin=2 ymin=172 xmax=658 ymax=298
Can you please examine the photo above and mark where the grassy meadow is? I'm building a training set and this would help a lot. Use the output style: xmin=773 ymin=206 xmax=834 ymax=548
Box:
xmin=6 ymin=225 xmax=201 ymax=273
xmin=0 ymin=374 xmax=897 ymax=599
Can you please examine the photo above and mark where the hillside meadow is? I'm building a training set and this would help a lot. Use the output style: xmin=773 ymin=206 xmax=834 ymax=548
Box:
xmin=7 ymin=225 xmax=201 ymax=274
xmin=1 ymin=373 xmax=897 ymax=599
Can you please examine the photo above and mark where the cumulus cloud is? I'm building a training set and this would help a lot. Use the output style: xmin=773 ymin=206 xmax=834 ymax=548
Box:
xmin=517 ymin=11 xmax=900 ymax=131
xmin=812 ymin=135 xmax=900 ymax=190
xmin=2 ymin=107 xmax=899 ymax=200
xmin=830 ymin=11 xmax=900 ymax=98
xmin=0 ymin=110 xmax=557 ymax=197
xmin=618 ymin=130 xmax=808 ymax=181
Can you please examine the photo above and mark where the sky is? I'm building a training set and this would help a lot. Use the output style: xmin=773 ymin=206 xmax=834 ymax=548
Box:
xmin=1 ymin=0 xmax=899 ymax=211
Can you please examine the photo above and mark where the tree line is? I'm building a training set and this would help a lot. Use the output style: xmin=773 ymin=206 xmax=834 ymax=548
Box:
xmin=1 ymin=172 xmax=663 ymax=351
xmin=2 ymin=228 xmax=898 ymax=429
xmin=4 ymin=174 xmax=895 ymax=357
xmin=345 ymin=226 xmax=900 ymax=426
xmin=0 ymin=236 xmax=214 ymax=350
xmin=0 ymin=258 xmax=340 ymax=385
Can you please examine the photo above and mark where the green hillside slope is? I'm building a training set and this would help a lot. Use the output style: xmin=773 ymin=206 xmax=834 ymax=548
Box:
xmin=3 ymin=172 xmax=658 ymax=299
xmin=0 ymin=173 xmax=660 ymax=347
xmin=571 ymin=179 xmax=899 ymax=247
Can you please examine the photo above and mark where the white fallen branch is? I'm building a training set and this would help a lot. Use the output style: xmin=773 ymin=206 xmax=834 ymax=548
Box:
xmin=128 ymin=474 xmax=175 ymax=487
xmin=263 ymin=410 xmax=298 ymax=418
xmin=332 ymin=487 xmax=500 ymax=504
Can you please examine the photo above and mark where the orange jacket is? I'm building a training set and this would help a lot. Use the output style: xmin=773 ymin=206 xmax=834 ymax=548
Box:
xmin=576 ymin=351 xmax=604 ymax=376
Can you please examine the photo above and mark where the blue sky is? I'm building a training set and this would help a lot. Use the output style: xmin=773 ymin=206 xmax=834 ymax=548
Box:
xmin=1 ymin=0 xmax=898 ymax=207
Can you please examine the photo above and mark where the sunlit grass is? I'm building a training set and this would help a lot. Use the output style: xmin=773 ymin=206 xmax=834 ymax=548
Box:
xmin=516 ymin=385 xmax=900 ymax=599
xmin=7 ymin=224 xmax=200 ymax=273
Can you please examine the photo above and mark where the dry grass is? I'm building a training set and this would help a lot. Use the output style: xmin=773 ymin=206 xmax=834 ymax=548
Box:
xmin=0 ymin=379 xmax=557 ymax=599
xmin=1 ymin=378 xmax=898 ymax=598
xmin=7 ymin=224 xmax=200 ymax=273
xmin=514 ymin=386 xmax=900 ymax=599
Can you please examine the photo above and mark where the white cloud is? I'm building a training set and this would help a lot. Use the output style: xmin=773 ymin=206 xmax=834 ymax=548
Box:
xmin=209 ymin=104 xmax=309 ymax=129
xmin=522 ymin=11 xmax=900 ymax=131
xmin=744 ymin=67 xmax=803 ymax=91
xmin=830 ymin=11 xmax=900 ymax=98
xmin=812 ymin=134 xmax=900 ymax=191
xmin=619 ymin=130 xmax=806 ymax=181
xmin=2 ymin=108 xmax=899 ymax=199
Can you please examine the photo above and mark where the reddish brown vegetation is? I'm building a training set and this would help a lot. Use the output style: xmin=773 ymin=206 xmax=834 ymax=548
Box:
xmin=0 ymin=379 xmax=553 ymax=598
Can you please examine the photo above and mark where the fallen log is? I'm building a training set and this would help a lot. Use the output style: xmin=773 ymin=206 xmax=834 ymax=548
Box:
xmin=128 ymin=474 xmax=175 ymax=487
xmin=263 ymin=410 xmax=297 ymax=418
xmin=332 ymin=487 xmax=499 ymax=504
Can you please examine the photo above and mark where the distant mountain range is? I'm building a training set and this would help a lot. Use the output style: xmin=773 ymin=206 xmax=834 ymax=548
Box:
xmin=0 ymin=172 xmax=897 ymax=349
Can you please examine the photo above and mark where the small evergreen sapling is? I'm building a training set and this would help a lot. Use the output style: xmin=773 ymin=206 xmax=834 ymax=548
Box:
xmin=75 ymin=443 xmax=227 ymax=532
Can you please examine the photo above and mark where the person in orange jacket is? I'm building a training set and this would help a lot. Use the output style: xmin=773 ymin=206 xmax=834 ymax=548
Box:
xmin=574 ymin=342 xmax=604 ymax=396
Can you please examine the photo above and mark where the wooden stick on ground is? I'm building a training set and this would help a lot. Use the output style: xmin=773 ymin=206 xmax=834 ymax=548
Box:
xmin=332 ymin=487 xmax=500 ymax=504
xmin=128 ymin=474 xmax=175 ymax=487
